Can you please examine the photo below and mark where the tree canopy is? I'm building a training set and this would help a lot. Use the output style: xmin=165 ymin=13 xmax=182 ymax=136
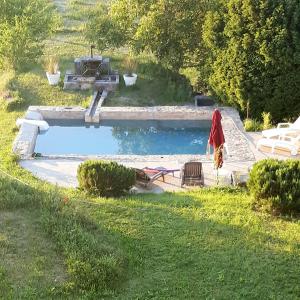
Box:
xmin=0 ymin=0 xmax=59 ymax=70
xmin=203 ymin=0 xmax=300 ymax=120
xmin=86 ymin=0 xmax=300 ymax=121
xmin=86 ymin=0 xmax=212 ymax=72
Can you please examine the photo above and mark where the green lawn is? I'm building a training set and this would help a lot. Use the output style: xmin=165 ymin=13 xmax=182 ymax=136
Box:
xmin=0 ymin=209 xmax=67 ymax=298
xmin=0 ymin=0 xmax=299 ymax=299
xmin=0 ymin=175 xmax=299 ymax=299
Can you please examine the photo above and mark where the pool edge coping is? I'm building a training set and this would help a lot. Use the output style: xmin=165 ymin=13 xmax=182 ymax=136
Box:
xmin=13 ymin=105 xmax=256 ymax=162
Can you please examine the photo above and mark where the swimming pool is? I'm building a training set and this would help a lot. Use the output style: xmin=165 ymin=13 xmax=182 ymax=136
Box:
xmin=35 ymin=119 xmax=211 ymax=156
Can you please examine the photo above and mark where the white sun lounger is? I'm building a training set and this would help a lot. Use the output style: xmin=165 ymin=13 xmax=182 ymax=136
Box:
xmin=257 ymin=134 xmax=300 ymax=156
xmin=262 ymin=116 xmax=300 ymax=138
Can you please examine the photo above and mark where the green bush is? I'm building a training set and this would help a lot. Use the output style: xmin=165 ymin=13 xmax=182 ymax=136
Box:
xmin=0 ymin=0 xmax=60 ymax=70
xmin=262 ymin=112 xmax=272 ymax=130
xmin=243 ymin=118 xmax=262 ymax=132
xmin=77 ymin=160 xmax=136 ymax=197
xmin=248 ymin=159 xmax=300 ymax=213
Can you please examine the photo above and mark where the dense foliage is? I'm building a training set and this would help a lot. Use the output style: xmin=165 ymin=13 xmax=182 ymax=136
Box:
xmin=77 ymin=160 xmax=136 ymax=197
xmin=248 ymin=159 xmax=300 ymax=213
xmin=0 ymin=0 xmax=59 ymax=70
xmin=87 ymin=0 xmax=300 ymax=121
xmin=243 ymin=112 xmax=272 ymax=131
xmin=203 ymin=0 xmax=300 ymax=121
xmin=85 ymin=0 xmax=212 ymax=72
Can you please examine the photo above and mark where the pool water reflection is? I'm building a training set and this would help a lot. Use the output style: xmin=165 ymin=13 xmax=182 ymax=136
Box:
xmin=35 ymin=119 xmax=211 ymax=155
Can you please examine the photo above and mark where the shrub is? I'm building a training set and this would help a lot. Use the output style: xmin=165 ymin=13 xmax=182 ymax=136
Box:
xmin=248 ymin=159 xmax=300 ymax=213
xmin=77 ymin=160 xmax=136 ymax=197
xmin=0 ymin=71 xmax=15 ymax=93
xmin=0 ymin=71 xmax=25 ymax=111
xmin=262 ymin=112 xmax=272 ymax=130
xmin=243 ymin=118 xmax=262 ymax=132
xmin=0 ymin=0 xmax=60 ymax=70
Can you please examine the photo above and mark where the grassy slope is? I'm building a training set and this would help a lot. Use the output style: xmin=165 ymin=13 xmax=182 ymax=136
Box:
xmin=0 ymin=175 xmax=300 ymax=299
xmin=79 ymin=191 xmax=300 ymax=299
xmin=0 ymin=210 xmax=67 ymax=298
xmin=0 ymin=0 xmax=299 ymax=299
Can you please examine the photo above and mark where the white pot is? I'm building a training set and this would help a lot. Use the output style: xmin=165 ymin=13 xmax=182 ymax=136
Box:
xmin=46 ymin=71 xmax=61 ymax=85
xmin=123 ymin=73 xmax=137 ymax=86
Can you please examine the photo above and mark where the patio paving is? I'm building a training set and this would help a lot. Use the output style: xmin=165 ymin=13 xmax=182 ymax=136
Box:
xmin=19 ymin=130 xmax=299 ymax=193
xmin=19 ymin=158 xmax=238 ymax=192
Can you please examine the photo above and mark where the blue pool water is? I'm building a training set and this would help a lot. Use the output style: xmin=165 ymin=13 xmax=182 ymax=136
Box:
xmin=35 ymin=119 xmax=211 ymax=155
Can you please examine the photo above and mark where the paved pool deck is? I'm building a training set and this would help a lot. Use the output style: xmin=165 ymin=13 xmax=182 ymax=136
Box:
xmin=16 ymin=104 xmax=299 ymax=193
xmin=19 ymin=158 xmax=247 ymax=192
xmin=19 ymin=132 xmax=299 ymax=193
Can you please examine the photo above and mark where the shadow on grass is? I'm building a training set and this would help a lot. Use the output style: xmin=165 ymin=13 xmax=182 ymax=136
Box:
xmin=0 ymin=174 xmax=127 ymax=298
xmin=78 ymin=190 xmax=300 ymax=299
xmin=106 ymin=59 xmax=193 ymax=106
xmin=10 ymin=66 xmax=92 ymax=108
xmin=1 ymin=170 xmax=299 ymax=299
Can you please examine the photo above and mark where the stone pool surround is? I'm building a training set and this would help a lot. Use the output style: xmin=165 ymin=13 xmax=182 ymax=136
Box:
xmin=13 ymin=105 xmax=255 ymax=162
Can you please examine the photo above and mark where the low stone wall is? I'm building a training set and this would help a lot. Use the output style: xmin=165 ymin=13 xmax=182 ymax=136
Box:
xmin=13 ymin=105 xmax=255 ymax=162
xmin=12 ymin=123 xmax=38 ymax=158
xmin=99 ymin=106 xmax=215 ymax=120
xmin=28 ymin=106 xmax=86 ymax=120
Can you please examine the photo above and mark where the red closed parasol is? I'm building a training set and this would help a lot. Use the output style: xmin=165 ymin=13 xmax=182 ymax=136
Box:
xmin=208 ymin=109 xmax=225 ymax=169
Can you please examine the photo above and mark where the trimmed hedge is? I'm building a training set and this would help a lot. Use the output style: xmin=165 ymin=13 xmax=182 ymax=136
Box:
xmin=77 ymin=160 xmax=136 ymax=197
xmin=248 ymin=159 xmax=300 ymax=213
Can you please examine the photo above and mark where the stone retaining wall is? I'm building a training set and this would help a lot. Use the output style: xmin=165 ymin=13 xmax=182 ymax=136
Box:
xmin=13 ymin=105 xmax=255 ymax=161
xmin=99 ymin=106 xmax=215 ymax=120
xmin=12 ymin=123 xmax=38 ymax=158
xmin=28 ymin=106 xmax=86 ymax=120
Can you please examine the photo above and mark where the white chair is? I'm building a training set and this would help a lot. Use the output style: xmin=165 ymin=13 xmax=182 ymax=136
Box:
xmin=257 ymin=134 xmax=300 ymax=156
xmin=262 ymin=116 xmax=300 ymax=138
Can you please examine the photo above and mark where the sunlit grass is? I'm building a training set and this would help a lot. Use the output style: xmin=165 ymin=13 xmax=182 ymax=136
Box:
xmin=1 ymin=174 xmax=300 ymax=298
xmin=0 ymin=0 xmax=299 ymax=298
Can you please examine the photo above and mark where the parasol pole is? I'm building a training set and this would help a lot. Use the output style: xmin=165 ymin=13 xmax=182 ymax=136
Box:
xmin=206 ymin=140 xmax=210 ymax=160
xmin=215 ymin=146 xmax=221 ymax=186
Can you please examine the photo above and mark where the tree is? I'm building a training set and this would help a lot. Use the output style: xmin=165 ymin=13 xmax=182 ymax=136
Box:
xmin=86 ymin=0 xmax=213 ymax=73
xmin=203 ymin=0 xmax=300 ymax=121
xmin=0 ymin=0 xmax=59 ymax=70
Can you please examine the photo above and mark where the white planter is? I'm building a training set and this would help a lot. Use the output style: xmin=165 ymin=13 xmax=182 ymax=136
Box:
xmin=123 ymin=73 xmax=137 ymax=86
xmin=46 ymin=71 xmax=61 ymax=85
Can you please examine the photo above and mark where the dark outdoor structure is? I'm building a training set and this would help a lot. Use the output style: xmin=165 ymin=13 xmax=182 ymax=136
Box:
xmin=64 ymin=46 xmax=119 ymax=91
xmin=194 ymin=95 xmax=215 ymax=106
